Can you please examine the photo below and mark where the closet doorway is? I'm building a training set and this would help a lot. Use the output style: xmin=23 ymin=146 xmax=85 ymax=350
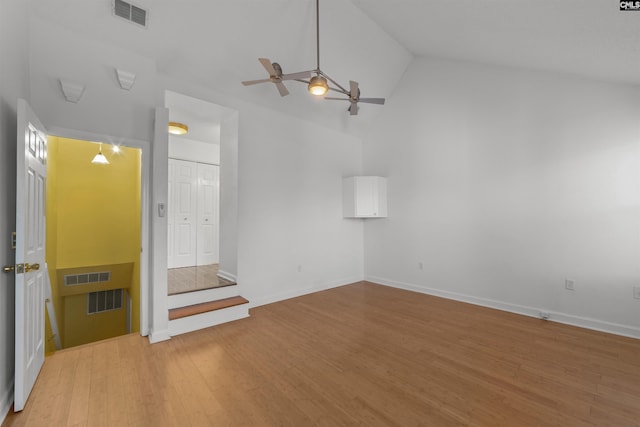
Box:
xmin=165 ymin=92 xmax=237 ymax=296
xmin=168 ymin=159 xmax=231 ymax=294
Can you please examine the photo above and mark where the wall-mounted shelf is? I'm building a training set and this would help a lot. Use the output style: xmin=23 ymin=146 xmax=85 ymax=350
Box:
xmin=343 ymin=176 xmax=387 ymax=218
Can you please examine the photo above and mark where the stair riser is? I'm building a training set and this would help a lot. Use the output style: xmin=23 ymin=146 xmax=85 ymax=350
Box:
xmin=168 ymin=285 xmax=240 ymax=309
xmin=168 ymin=305 xmax=249 ymax=336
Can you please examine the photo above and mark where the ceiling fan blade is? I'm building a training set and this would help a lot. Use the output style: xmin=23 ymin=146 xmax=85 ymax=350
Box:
xmin=281 ymin=70 xmax=312 ymax=80
xmin=349 ymin=80 xmax=359 ymax=97
xmin=358 ymin=98 xmax=386 ymax=105
xmin=275 ymin=82 xmax=289 ymax=97
xmin=324 ymin=97 xmax=349 ymax=101
xmin=258 ymin=58 xmax=277 ymax=76
xmin=242 ymin=78 xmax=271 ymax=86
xmin=349 ymin=102 xmax=359 ymax=116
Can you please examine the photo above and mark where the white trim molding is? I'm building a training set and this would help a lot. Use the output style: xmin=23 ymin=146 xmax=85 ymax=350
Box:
xmin=148 ymin=329 xmax=171 ymax=344
xmin=168 ymin=304 xmax=249 ymax=337
xmin=366 ymin=275 xmax=640 ymax=340
xmin=216 ymin=270 xmax=237 ymax=283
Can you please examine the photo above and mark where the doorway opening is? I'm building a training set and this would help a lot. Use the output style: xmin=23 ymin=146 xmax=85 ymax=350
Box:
xmin=45 ymin=136 xmax=142 ymax=351
xmin=165 ymin=91 xmax=238 ymax=296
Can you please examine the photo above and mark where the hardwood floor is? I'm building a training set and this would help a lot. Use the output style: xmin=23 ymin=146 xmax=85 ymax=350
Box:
xmin=4 ymin=282 xmax=640 ymax=426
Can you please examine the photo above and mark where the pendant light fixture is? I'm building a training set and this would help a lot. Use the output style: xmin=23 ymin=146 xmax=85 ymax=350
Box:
xmin=91 ymin=143 xmax=109 ymax=165
xmin=241 ymin=0 xmax=386 ymax=116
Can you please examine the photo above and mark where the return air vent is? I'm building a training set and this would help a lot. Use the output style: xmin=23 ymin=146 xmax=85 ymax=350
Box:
xmin=88 ymin=289 xmax=123 ymax=314
xmin=64 ymin=271 xmax=110 ymax=286
xmin=113 ymin=0 xmax=147 ymax=27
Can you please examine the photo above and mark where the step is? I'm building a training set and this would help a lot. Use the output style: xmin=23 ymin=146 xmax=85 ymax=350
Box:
xmin=169 ymin=296 xmax=249 ymax=320
xmin=168 ymin=284 xmax=241 ymax=309
xmin=168 ymin=296 xmax=250 ymax=337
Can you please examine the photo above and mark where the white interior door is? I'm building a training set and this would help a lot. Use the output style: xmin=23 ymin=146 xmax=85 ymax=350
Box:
xmin=171 ymin=159 xmax=197 ymax=268
xmin=196 ymin=163 xmax=219 ymax=265
xmin=14 ymin=99 xmax=47 ymax=411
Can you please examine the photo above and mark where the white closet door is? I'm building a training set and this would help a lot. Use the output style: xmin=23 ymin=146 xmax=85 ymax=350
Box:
xmin=196 ymin=163 xmax=219 ymax=265
xmin=171 ymin=159 xmax=197 ymax=268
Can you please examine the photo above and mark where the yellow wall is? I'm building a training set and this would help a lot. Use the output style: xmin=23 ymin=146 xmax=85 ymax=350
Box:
xmin=63 ymin=293 xmax=127 ymax=348
xmin=46 ymin=136 xmax=141 ymax=350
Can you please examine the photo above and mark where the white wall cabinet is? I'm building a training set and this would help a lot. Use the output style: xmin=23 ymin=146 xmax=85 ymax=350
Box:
xmin=343 ymin=176 xmax=388 ymax=218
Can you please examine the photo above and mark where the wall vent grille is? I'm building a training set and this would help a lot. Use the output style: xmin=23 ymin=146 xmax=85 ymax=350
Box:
xmin=88 ymin=289 xmax=123 ymax=314
xmin=64 ymin=271 xmax=110 ymax=286
xmin=113 ymin=0 xmax=147 ymax=27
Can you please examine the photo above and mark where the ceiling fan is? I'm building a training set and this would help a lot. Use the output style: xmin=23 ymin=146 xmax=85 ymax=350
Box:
xmin=241 ymin=0 xmax=385 ymax=116
xmin=241 ymin=58 xmax=311 ymax=97
xmin=325 ymin=80 xmax=385 ymax=116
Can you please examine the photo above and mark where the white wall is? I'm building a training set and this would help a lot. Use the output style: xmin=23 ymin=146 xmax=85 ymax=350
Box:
xmin=0 ymin=0 xmax=30 ymax=420
xmin=168 ymin=137 xmax=219 ymax=165
xmin=363 ymin=56 xmax=640 ymax=337
xmin=236 ymin=103 xmax=364 ymax=306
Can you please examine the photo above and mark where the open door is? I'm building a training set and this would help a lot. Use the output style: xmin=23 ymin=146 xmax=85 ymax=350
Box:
xmin=13 ymin=99 xmax=47 ymax=411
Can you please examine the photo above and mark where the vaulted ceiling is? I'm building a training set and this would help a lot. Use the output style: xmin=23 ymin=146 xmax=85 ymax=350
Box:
xmin=28 ymin=0 xmax=639 ymax=138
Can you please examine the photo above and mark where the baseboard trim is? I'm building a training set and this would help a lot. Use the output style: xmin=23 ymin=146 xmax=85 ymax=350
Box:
xmin=217 ymin=270 xmax=237 ymax=283
xmin=148 ymin=329 xmax=171 ymax=344
xmin=0 ymin=381 xmax=13 ymax=426
xmin=366 ymin=275 xmax=640 ymax=340
xmin=168 ymin=304 xmax=249 ymax=336
xmin=250 ymin=276 xmax=363 ymax=309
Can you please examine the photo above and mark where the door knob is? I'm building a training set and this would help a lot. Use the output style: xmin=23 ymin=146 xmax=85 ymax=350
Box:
xmin=3 ymin=263 xmax=39 ymax=274
xmin=25 ymin=263 xmax=40 ymax=272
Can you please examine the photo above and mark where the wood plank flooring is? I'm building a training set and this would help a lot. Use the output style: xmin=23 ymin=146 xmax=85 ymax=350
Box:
xmin=168 ymin=296 xmax=249 ymax=320
xmin=4 ymin=282 xmax=640 ymax=426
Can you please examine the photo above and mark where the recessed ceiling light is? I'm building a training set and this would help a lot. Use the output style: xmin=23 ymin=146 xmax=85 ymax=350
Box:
xmin=168 ymin=122 xmax=188 ymax=135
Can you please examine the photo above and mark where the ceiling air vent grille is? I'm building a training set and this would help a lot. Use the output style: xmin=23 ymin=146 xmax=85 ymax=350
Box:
xmin=113 ymin=0 xmax=147 ymax=28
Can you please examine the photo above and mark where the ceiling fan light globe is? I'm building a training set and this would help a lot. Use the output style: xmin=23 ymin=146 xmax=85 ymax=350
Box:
xmin=308 ymin=75 xmax=329 ymax=96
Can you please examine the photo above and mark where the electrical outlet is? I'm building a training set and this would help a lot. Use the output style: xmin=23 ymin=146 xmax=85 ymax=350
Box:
xmin=297 ymin=264 xmax=302 ymax=273
xmin=539 ymin=312 xmax=550 ymax=320
xmin=418 ymin=262 xmax=423 ymax=270
xmin=565 ymin=279 xmax=575 ymax=291
xmin=634 ymin=286 xmax=640 ymax=300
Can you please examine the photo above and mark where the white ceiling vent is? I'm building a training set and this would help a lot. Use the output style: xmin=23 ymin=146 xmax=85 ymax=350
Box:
xmin=113 ymin=0 xmax=147 ymax=28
